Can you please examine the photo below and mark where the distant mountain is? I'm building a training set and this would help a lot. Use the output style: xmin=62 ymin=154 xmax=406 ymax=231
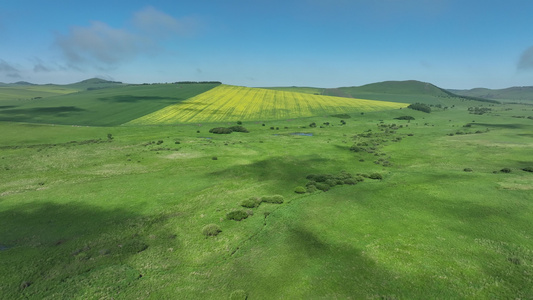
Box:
xmin=65 ymin=78 xmax=125 ymax=90
xmin=449 ymin=86 xmax=533 ymax=103
xmin=12 ymin=81 xmax=36 ymax=86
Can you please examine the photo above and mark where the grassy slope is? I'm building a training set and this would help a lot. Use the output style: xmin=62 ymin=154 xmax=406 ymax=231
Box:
xmin=322 ymin=80 xmax=463 ymax=105
xmin=1 ymin=97 xmax=533 ymax=298
xmin=449 ymin=86 xmax=533 ymax=103
xmin=0 ymin=86 xmax=78 ymax=101
xmin=0 ymin=83 xmax=220 ymax=126
xmin=129 ymin=85 xmax=407 ymax=124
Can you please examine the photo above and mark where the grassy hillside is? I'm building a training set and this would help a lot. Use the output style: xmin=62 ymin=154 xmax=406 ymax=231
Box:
xmin=0 ymin=83 xmax=220 ymax=126
xmin=129 ymin=85 xmax=407 ymax=124
xmin=320 ymin=80 xmax=467 ymax=105
xmin=449 ymin=86 xmax=533 ymax=103
xmin=1 ymin=98 xmax=533 ymax=298
xmin=0 ymin=85 xmax=78 ymax=101
xmin=64 ymin=78 xmax=125 ymax=91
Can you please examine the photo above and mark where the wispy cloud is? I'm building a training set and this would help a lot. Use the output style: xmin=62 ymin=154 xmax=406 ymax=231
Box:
xmin=518 ymin=46 xmax=533 ymax=71
xmin=55 ymin=21 xmax=148 ymax=69
xmin=54 ymin=7 xmax=200 ymax=71
xmin=133 ymin=6 xmax=201 ymax=37
xmin=0 ymin=59 xmax=21 ymax=78
xmin=32 ymin=58 xmax=54 ymax=72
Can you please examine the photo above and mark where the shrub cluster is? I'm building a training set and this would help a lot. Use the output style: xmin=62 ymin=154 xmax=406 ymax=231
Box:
xmin=240 ymin=197 xmax=261 ymax=208
xmin=468 ymin=107 xmax=492 ymax=115
xmin=226 ymin=210 xmax=249 ymax=221
xmin=522 ymin=167 xmax=533 ymax=172
xmin=303 ymin=171 xmax=364 ymax=193
xmin=408 ymin=103 xmax=431 ymax=113
xmin=261 ymin=195 xmax=284 ymax=204
xmin=394 ymin=116 xmax=415 ymax=120
xmin=209 ymin=126 xmax=249 ymax=134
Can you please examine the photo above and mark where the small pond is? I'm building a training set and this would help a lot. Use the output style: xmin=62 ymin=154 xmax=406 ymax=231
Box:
xmin=290 ymin=132 xmax=313 ymax=136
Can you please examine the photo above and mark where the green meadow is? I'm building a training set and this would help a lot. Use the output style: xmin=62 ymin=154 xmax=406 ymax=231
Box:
xmin=1 ymin=80 xmax=533 ymax=299
xmin=0 ymin=82 xmax=219 ymax=126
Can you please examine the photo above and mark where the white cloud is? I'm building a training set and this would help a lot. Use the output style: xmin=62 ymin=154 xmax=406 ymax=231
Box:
xmin=54 ymin=7 xmax=198 ymax=71
xmin=55 ymin=21 xmax=149 ymax=69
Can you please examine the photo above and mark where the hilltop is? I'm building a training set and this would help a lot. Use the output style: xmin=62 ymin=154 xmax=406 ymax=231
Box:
xmin=64 ymin=78 xmax=125 ymax=90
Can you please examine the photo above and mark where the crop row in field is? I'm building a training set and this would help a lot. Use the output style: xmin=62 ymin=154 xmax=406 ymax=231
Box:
xmin=128 ymin=85 xmax=407 ymax=124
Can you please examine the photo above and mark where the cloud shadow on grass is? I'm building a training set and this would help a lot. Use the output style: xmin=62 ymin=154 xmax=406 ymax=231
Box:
xmin=209 ymin=155 xmax=330 ymax=191
xmin=0 ymin=106 xmax=87 ymax=122
xmin=97 ymin=95 xmax=181 ymax=103
xmin=0 ymin=201 xmax=164 ymax=298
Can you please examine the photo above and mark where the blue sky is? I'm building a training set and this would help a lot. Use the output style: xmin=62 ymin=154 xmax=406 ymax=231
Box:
xmin=1 ymin=0 xmax=532 ymax=89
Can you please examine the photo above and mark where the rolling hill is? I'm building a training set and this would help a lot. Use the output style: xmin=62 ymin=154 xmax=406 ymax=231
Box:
xmin=0 ymin=82 xmax=220 ymax=126
xmin=449 ymin=86 xmax=533 ymax=103
xmin=321 ymin=80 xmax=458 ymax=104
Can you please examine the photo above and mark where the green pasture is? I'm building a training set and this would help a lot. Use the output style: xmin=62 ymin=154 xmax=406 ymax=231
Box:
xmin=1 ymin=94 xmax=533 ymax=299
xmin=0 ymin=86 xmax=77 ymax=101
xmin=0 ymin=83 xmax=219 ymax=126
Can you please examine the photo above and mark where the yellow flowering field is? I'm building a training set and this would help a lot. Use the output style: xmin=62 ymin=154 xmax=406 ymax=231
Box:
xmin=128 ymin=85 xmax=407 ymax=124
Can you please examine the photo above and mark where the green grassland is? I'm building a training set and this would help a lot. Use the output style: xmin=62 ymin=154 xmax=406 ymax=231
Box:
xmin=0 ymin=86 xmax=78 ymax=101
xmin=0 ymin=83 xmax=219 ymax=126
xmin=1 ymin=82 xmax=533 ymax=299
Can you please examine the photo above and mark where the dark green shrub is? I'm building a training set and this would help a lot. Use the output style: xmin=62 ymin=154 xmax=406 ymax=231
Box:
xmin=369 ymin=173 xmax=383 ymax=180
xmin=325 ymin=178 xmax=339 ymax=187
xmin=343 ymin=178 xmax=358 ymax=185
xmin=209 ymin=127 xmax=233 ymax=134
xmin=294 ymin=186 xmax=306 ymax=194
xmin=236 ymin=121 xmax=242 ymax=125
xmin=261 ymin=195 xmax=284 ymax=204
xmin=306 ymin=184 xmax=318 ymax=193
xmin=522 ymin=167 xmax=533 ymax=172
xmin=241 ymin=198 xmax=258 ymax=208
xmin=202 ymin=224 xmax=222 ymax=237
xmin=408 ymin=103 xmax=431 ymax=113
xmin=350 ymin=145 xmax=365 ymax=152
xmin=500 ymin=168 xmax=511 ymax=173
xmin=315 ymin=182 xmax=330 ymax=192
xmin=212 ymin=156 xmax=218 ymax=160
xmin=228 ymin=126 xmax=249 ymax=133
xmin=226 ymin=210 xmax=249 ymax=221
xmin=464 ymin=168 xmax=473 ymax=172
xmin=394 ymin=116 xmax=415 ymax=120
